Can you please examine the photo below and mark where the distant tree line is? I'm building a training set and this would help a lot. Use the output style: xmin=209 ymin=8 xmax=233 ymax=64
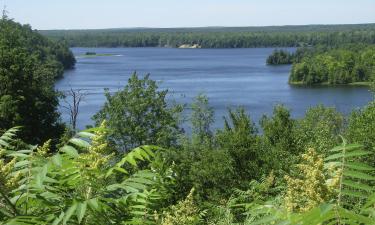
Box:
xmin=40 ymin=24 xmax=375 ymax=48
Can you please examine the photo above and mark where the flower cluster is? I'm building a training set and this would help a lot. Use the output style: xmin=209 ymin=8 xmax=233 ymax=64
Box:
xmin=284 ymin=148 xmax=336 ymax=212
xmin=77 ymin=121 xmax=114 ymax=179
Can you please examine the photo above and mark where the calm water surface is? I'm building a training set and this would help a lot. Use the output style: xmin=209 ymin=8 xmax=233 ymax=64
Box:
xmin=56 ymin=48 xmax=373 ymax=130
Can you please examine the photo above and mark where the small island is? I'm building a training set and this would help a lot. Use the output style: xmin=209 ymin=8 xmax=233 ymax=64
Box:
xmin=85 ymin=51 xmax=97 ymax=55
xmin=266 ymin=49 xmax=294 ymax=65
xmin=78 ymin=52 xmax=118 ymax=58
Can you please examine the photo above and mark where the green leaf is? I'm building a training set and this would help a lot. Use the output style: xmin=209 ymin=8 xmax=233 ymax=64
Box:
xmin=60 ymin=145 xmax=79 ymax=158
xmin=87 ymin=198 xmax=99 ymax=211
xmin=345 ymin=170 xmax=375 ymax=181
xmin=325 ymin=150 xmax=371 ymax=161
xmin=345 ymin=162 xmax=375 ymax=171
xmin=69 ymin=138 xmax=90 ymax=149
xmin=329 ymin=144 xmax=362 ymax=152
xmin=76 ymin=201 xmax=87 ymax=223
xmin=63 ymin=202 xmax=78 ymax=225
xmin=341 ymin=189 xmax=368 ymax=198
xmin=51 ymin=154 xmax=62 ymax=167
xmin=77 ymin=131 xmax=95 ymax=139
xmin=342 ymin=179 xmax=373 ymax=192
xmin=14 ymin=160 xmax=31 ymax=168
xmin=52 ymin=212 xmax=64 ymax=225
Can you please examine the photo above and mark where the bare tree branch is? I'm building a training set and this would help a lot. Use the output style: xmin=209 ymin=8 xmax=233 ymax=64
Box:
xmin=63 ymin=88 xmax=87 ymax=131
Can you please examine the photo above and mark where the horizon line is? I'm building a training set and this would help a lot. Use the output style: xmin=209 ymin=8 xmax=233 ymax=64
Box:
xmin=38 ymin=22 xmax=375 ymax=31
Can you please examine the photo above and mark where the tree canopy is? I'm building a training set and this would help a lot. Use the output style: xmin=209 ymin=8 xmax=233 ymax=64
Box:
xmin=0 ymin=17 xmax=75 ymax=144
xmin=92 ymin=72 xmax=182 ymax=152
xmin=289 ymin=44 xmax=375 ymax=85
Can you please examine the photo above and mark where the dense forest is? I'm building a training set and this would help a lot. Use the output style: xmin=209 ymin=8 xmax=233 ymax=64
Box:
xmin=289 ymin=45 xmax=375 ymax=85
xmin=41 ymin=24 xmax=375 ymax=48
xmin=1 ymin=18 xmax=375 ymax=224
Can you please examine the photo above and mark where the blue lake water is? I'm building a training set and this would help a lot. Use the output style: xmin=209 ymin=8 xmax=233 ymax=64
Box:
xmin=56 ymin=47 xmax=373 ymax=130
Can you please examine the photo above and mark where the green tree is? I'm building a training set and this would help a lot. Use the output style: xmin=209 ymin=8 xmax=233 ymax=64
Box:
xmin=260 ymin=105 xmax=297 ymax=171
xmin=260 ymin=105 xmax=296 ymax=153
xmin=216 ymin=108 xmax=261 ymax=183
xmin=0 ymin=17 xmax=67 ymax=144
xmin=347 ymin=101 xmax=375 ymax=152
xmin=190 ymin=94 xmax=214 ymax=146
xmin=295 ymin=105 xmax=343 ymax=154
xmin=93 ymin=72 xmax=182 ymax=152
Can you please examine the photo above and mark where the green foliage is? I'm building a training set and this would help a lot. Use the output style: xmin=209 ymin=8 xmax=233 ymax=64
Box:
xmin=0 ymin=126 xmax=168 ymax=224
xmin=259 ymin=105 xmax=298 ymax=172
xmin=0 ymin=17 xmax=75 ymax=144
xmin=347 ymin=101 xmax=375 ymax=151
xmin=157 ymin=189 xmax=204 ymax=225
xmin=266 ymin=49 xmax=294 ymax=65
xmin=216 ymin=108 xmax=261 ymax=184
xmin=244 ymin=141 xmax=375 ymax=225
xmin=41 ymin=24 xmax=375 ymax=48
xmin=289 ymin=45 xmax=375 ymax=85
xmin=261 ymin=105 xmax=296 ymax=152
xmin=325 ymin=140 xmax=375 ymax=207
xmin=93 ymin=72 xmax=182 ymax=152
xmin=190 ymin=94 xmax=214 ymax=146
xmin=295 ymin=105 xmax=344 ymax=154
xmin=164 ymin=144 xmax=235 ymax=203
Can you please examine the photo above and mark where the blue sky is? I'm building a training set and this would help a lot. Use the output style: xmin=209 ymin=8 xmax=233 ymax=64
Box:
xmin=3 ymin=0 xmax=375 ymax=30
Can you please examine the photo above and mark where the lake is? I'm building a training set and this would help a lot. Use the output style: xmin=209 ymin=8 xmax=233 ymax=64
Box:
xmin=56 ymin=47 xmax=373 ymax=130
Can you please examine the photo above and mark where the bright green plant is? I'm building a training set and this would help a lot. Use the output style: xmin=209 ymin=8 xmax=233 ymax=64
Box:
xmin=244 ymin=140 xmax=375 ymax=225
xmin=0 ymin=125 xmax=169 ymax=225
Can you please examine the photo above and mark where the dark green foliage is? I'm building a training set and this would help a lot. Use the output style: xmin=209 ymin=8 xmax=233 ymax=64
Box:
xmin=266 ymin=47 xmax=311 ymax=65
xmin=41 ymin=24 xmax=375 ymax=48
xmin=190 ymin=94 xmax=214 ymax=146
xmin=216 ymin=108 xmax=262 ymax=184
xmin=289 ymin=45 xmax=375 ymax=85
xmin=92 ymin=72 xmax=182 ymax=152
xmin=0 ymin=17 xmax=75 ymax=144
xmin=261 ymin=105 xmax=296 ymax=153
xmin=266 ymin=49 xmax=294 ymax=65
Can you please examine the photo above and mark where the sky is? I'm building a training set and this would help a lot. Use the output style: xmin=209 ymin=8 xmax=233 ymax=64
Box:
xmin=3 ymin=0 xmax=375 ymax=30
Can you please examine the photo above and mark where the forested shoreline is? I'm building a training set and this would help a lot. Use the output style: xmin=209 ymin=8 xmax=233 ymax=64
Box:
xmin=41 ymin=24 xmax=375 ymax=48
xmin=289 ymin=45 xmax=375 ymax=85
xmin=1 ymin=18 xmax=375 ymax=224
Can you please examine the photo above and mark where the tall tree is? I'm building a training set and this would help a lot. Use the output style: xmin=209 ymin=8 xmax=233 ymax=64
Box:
xmin=190 ymin=94 xmax=214 ymax=146
xmin=93 ymin=72 xmax=182 ymax=152
xmin=0 ymin=17 xmax=72 ymax=144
